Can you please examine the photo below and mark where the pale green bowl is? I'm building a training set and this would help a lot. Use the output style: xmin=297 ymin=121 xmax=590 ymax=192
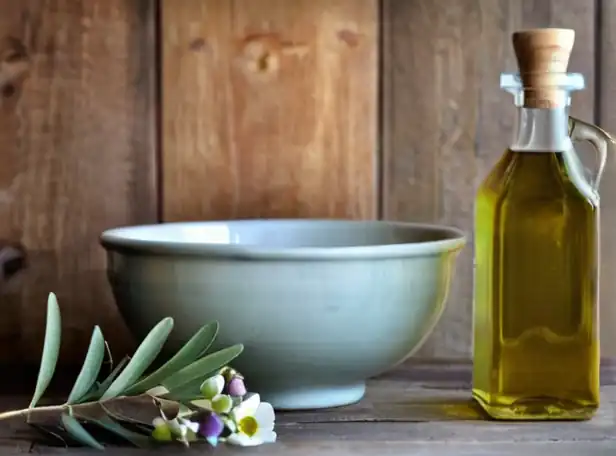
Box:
xmin=100 ymin=219 xmax=465 ymax=410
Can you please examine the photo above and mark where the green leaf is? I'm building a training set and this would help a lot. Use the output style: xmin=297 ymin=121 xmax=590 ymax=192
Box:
xmin=197 ymin=323 xmax=220 ymax=357
xmin=125 ymin=321 xmax=219 ymax=395
xmin=162 ymin=344 xmax=244 ymax=393
xmin=100 ymin=318 xmax=174 ymax=400
xmin=100 ymin=395 xmax=178 ymax=427
xmin=162 ymin=377 xmax=204 ymax=401
xmin=29 ymin=293 xmax=62 ymax=408
xmin=61 ymin=412 xmax=104 ymax=450
xmin=145 ymin=385 xmax=169 ymax=396
xmin=83 ymin=356 xmax=129 ymax=402
xmin=66 ymin=326 xmax=106 ymax=404
xmin=89 ymin=415 xmax=152 ymax=448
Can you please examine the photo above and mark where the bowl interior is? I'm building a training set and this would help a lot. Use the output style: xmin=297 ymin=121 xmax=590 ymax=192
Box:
xmin=102 ymin=219 xmax=464 ymax=249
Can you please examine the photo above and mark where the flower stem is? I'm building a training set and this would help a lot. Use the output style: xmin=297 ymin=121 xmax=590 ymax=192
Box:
xmin=0 ymin=404 xmax=66 ymax=421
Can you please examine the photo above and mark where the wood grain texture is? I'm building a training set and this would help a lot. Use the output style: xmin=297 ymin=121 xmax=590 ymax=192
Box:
xmin=0 ymin=0 xmax=157 ymax=364
xmin=382 ymin=0 xmax=597 ymax=358
xmin=2 ymin=360 xmax=616 ymax=454
xmin=0 ymin=442 xmax=613 ymax=456
xmin=597 ymin=1 xmax=616 ymax=363
xmin=278 ymin=359 xmax=616 ymax=424
xmin=161 ymin=0 xmax=378 ymax=221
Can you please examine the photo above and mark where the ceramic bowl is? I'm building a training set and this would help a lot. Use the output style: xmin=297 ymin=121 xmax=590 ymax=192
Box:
xmin=100 ymin=219 xmax=465 ymax=410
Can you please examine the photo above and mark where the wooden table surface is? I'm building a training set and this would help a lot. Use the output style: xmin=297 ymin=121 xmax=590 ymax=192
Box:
xmin=1 ymin=360 xmax=615 ymax=455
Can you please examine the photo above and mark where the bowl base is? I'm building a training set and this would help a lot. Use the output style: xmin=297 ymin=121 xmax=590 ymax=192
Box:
xmin=261 ymin=382 xmax=366 ymax=411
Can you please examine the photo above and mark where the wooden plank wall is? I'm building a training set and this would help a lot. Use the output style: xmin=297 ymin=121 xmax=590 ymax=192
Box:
xmin=1 ymin=0 xmax=616 ymax=365
xmin=0 ymin=0 xmax=156 ymax=365
xmin=161 ymin=0 xmax=378 ymax=222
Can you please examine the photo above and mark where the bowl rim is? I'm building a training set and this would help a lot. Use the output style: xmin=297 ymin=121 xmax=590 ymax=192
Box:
xmin=99 ymin=219 xmax=466 ymax=261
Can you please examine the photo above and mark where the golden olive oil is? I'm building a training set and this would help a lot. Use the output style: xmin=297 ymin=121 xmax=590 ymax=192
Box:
xmin=472 ymin=149 xmax=599 ymax=420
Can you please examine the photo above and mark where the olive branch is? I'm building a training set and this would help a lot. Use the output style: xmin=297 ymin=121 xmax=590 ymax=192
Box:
xmin=0 ymin=293 xmax=246 ymax=449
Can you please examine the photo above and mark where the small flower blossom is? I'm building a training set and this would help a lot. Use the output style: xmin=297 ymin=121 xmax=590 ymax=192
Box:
xmin=227 ymin=376 xmax=247 ymax=397
xmin=211 ymin=394 xmax=233 ymax=414
xmin=226 ymin=393 xmax=276 ymax=447
xmin=151 ymin=413 xmax=199 ymax=447
xmin=193 ymin=374 xmax=234 ymax=414
xmin=219 ymin=366 xmax=242 ymax=383
xmin=150 ymin=366 xmax=276 ymax=448
xmin=151 ymin=417 xmax=172 ymax=442
xmin=198 ymin=412 xmax=225 ymax=446
xmin=200 ymin=374 xmax=225 ymax=400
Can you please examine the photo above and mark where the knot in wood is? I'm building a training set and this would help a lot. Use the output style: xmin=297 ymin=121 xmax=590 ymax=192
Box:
xmin=0 ymin=36 xmax=29 ymax=98
xmin=241 ymin=36 xmax=280 ymax=75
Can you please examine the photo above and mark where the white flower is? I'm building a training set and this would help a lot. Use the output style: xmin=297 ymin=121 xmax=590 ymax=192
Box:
xmin=226 ymin=393 xmax=276 ymax=447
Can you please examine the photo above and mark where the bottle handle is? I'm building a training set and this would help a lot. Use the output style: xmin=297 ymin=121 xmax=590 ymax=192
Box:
xmin=568 ymin=116 xmax=616 ymax=191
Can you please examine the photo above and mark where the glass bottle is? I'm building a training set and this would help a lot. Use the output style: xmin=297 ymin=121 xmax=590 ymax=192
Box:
xmin=472 ymin=28 xmax=616 ymax=421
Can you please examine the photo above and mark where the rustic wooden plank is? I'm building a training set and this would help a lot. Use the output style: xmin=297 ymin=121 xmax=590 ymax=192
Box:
xmin=278 ymin=419 xmax=616 ymax=444
xmin=382 ymin=0 xmax=598 ymax=358
xmin=2 ymin=441 xmax=615 ymax=456
xmin=278 ymin=359 xmax=616 ymax=424
xmin=0 ymin=0 xmax=157 ymax=364
xmin=280 ymin=383 xmax=616 ymax=425
xmin=161 ymin=0 xmax=378 ymax=222
xmin=2 ymin=368 xmax=616 ymax=454
xmin=239 ymin=441 xmax=616 ymax=456
xmin=13 ymin=440 xmax=616 ymax=455
xmin=597 ymin=0 xmax=616 ymax=364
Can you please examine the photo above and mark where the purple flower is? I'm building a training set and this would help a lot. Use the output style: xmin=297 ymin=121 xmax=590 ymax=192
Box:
xmin=199 ymin=412 xmax=225 ymax=440
xmin=227 ymin=376 xmax=247 ymax=397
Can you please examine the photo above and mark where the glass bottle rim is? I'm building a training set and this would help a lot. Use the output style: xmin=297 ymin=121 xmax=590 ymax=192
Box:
xmin=500 ymin=72 xmax=585 ymax=91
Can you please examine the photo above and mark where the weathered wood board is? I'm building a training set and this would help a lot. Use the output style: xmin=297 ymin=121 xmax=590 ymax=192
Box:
xmin=1 ymin=361 xmax=615 ymax=455
xmin=1 ymin=0 xmax=615 ymax=368
xmin=0 ymin=0 xmax=157 ymax=364
xmin=161 ymin=0 xmax=378 ymax=222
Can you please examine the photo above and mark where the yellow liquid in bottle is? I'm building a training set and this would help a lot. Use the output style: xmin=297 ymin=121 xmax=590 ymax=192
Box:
xmin=472 ymin=149 xmax=599 ymax=420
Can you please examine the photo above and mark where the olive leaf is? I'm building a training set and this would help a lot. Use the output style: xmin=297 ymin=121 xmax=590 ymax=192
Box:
xmin=61 ymin=410 xmax=104 ymax=450
xmin=89 ymin=415 xmax=152 ymax=448
xmin=162 ymin=377 xmax=206 ymax=402
xmin=29 ymin=293 xmax=62 ymax=408
xmin=100 ymin=395 xmax=168 ymax=428
xmin=82 ymin=356 xmax=129 ymax=402
xmin=100 ymin=318 xmax=174 ymax=400
xmin=66 ymin=326 xmax=105 ymax=404
xmin=6 ymin=293 xmax=249 ymax=449
xmin=125 ymin=321 xmax=219 ymax=396
xmin=74 ymin=405 xmax=153 ymax=449
xmin=162 ymin=344 xmax=244 ymax=393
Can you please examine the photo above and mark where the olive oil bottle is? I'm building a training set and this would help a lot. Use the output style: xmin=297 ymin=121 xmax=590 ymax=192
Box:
xmin=472 ymin=29 xmax=615 ymax=420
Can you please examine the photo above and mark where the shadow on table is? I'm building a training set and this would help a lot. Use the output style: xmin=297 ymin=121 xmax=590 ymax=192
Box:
xmin=278 ymin=395 xmax=489 ymax=424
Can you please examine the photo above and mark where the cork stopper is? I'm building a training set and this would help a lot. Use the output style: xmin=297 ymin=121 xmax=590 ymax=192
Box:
xmin=512 ymin=28 xmax=575 ymax=108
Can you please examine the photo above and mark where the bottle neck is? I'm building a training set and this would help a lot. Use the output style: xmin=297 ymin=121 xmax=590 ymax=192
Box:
xmin=510 ymin=106 xmax=572 ymax=153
